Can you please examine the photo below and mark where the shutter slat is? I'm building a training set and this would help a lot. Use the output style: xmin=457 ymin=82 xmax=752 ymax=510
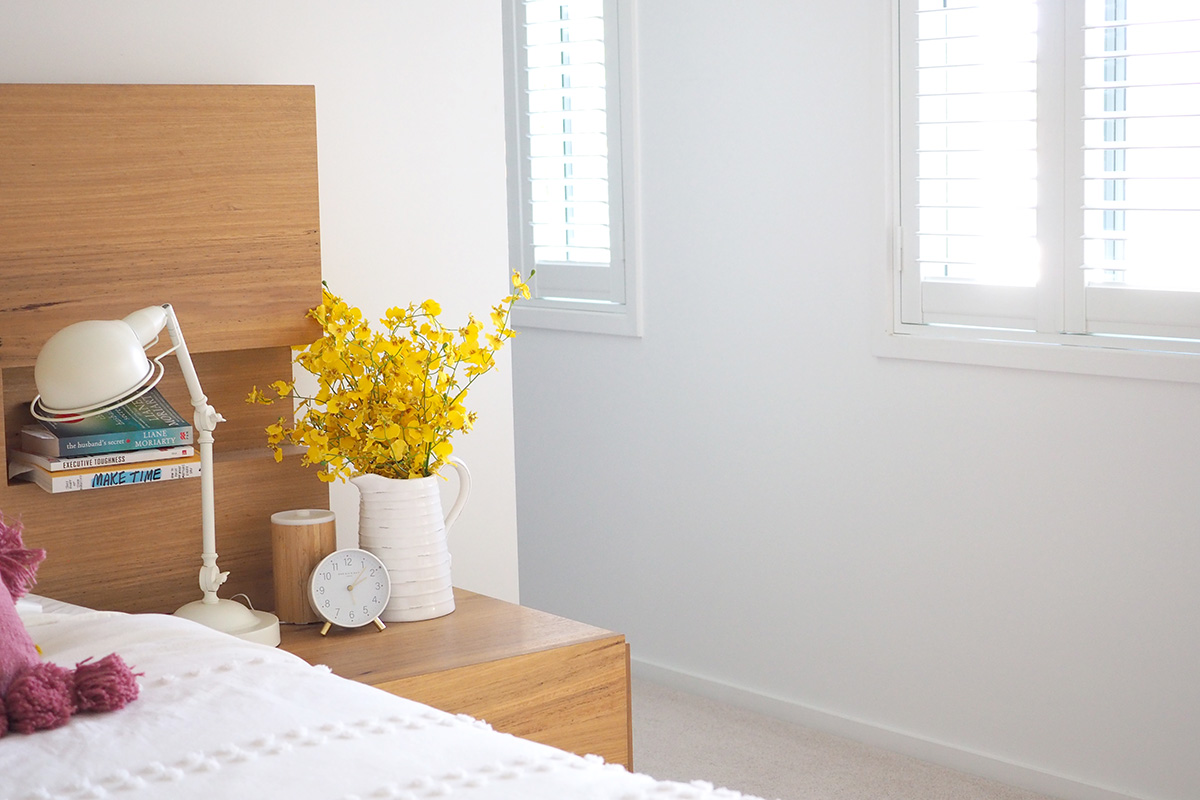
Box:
xmin=520 ymin=0 xmax=613 ymax=267
xmin=911 ymin=0 xmax=1039 ymax=286
xmin=1080 ymin=0 xmax=1200 ymax=291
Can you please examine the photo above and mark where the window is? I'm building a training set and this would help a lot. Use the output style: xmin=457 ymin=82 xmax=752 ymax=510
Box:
xmin=503 ymin=0 xmax=640 ymax=336
xmin=889 ymin=0 xmax=1200 ymax=378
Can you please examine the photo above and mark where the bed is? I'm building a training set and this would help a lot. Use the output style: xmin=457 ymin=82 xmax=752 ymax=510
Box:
xmin=8 ymin=596 xmax=758 ymax=800
xmin=0 ymin=85 xmax=763 ymax=799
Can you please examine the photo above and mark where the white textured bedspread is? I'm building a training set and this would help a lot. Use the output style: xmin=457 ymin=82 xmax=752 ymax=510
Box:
xmin=3 ymin=606 xmax=764 ymax=800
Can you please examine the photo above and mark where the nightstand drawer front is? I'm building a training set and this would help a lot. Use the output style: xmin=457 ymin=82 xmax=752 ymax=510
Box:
xmin=379 ymin=636 xmax=631 ymax=768
xmin=277 ymin=589 xmax=634 ymax=768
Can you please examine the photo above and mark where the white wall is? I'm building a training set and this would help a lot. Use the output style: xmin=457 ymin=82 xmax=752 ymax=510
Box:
xmin=512 ymin=3 xmax=1200 ymax=800
xmin=0 ymin=0 xmax=520 ymax=602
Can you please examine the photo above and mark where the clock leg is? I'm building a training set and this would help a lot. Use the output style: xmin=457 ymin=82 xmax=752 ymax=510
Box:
xmin=320 ymin=621 xmax=332 ymax=636
xmin=372 ymin=618 xmax=386 ymax=632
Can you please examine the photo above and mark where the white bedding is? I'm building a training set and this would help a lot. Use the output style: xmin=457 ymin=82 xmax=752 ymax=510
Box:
xmin=3 ymin=602 xmax=764 ymax=800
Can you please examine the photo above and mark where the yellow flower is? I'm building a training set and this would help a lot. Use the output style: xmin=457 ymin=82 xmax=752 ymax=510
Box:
xmin=249 ymin=274 xmax=528 ymax=479
xmin=246 ymin=386 xmax=272 ymax=405
xmin=511 ymin=272 xmax=532 ymax=299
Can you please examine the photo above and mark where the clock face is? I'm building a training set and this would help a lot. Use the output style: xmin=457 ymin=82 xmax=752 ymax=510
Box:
xmin=308 ymin=548 xmax=391 ymax=628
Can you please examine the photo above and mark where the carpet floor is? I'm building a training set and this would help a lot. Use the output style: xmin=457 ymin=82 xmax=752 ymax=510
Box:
xmin=630 ymin=677 xmax=1062 ymax=800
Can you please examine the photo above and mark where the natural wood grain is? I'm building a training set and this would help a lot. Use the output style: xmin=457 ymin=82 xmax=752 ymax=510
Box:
xmin=0 ymin=84 xmax=321 ymax=366
xmin=380 ymin=638 xmax=632 ymax=768
xmin=279 ymin=589 xmax=634 ymax=768
xmin=0 ymin=85 xmax=328 ymax=614
xmin=271 ymin=512 xmax=336 ymax=624
xmin=279 ymin=588 xmax=620 ymax=682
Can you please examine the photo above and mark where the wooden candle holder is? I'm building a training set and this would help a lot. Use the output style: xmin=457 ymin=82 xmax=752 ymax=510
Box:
xmin=271 ymin=509 xmax=337 ymax=624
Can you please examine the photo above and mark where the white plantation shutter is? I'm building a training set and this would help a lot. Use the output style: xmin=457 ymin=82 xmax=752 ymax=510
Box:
xmin=899 ymin=0 xmax=1041 ymax=329
xmin=525 ymin=0 xmax=611 ymax=267
xmin=505 ymin=0 xmax=637 ymax=333
xmin=1075 ymin=0 xmax=1200 ymax=338
xmin=912 ymin=0 xmax=1039 ymax=287
xmin=897 ymin=0 xmax=1200 ymax=350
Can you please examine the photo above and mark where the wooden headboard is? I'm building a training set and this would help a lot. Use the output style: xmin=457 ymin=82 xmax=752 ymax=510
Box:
xmin=0 ymin=84 xmax=328 ymax=613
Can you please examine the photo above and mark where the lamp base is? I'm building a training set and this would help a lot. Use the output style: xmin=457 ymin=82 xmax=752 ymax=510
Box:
xmin=174 ymin=598 xmax=281 ymax=647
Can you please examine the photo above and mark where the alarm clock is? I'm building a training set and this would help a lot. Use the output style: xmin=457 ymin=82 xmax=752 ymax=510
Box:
xmin=308 ymin=548 xmax=392 ymax=636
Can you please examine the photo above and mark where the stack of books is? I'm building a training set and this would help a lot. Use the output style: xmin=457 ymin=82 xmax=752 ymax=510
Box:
xmin=8 ymin=387 xmax=200 ymax=494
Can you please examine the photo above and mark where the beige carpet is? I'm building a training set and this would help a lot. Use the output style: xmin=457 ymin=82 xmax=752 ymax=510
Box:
xmin=631 ymin=677 xmax=1062 ymax=800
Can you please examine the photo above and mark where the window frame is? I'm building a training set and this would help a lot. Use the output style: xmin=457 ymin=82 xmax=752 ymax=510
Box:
xmin=502 ymin=0 xmax=642 ymax=337
xmin=882 ymin=0 xmax=1200 ymax=383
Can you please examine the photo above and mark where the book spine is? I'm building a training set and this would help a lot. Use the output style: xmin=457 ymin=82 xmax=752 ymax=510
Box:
xmin=29 ymin=459 xmax=202 ymax=494
xmin=13 ymin=445 xmax=195 ymax=472
xmin=34 ymin=387 xmax=191 ymax=437
xmin=43 ymin=426 xmax=193 ymax=457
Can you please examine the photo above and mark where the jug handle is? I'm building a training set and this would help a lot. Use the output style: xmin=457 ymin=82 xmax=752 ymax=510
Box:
xmin=441 ymin=457 xmax=472 ymax=532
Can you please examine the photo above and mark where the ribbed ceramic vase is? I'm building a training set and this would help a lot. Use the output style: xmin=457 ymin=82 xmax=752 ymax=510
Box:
xmin=351 ymin=457 xmax=470 ymax=622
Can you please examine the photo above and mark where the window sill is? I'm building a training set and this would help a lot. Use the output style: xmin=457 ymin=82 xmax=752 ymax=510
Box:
xmin=875 ymin=327 xmax=1200 ymax=384
xmin=513 ymin=301 xmax=642 ymax=337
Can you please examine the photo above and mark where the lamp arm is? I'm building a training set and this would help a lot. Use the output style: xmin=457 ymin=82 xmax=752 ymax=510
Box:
xmin=161 ymin=304 xmax=228 ymax=603
xmin=160 ymin=304 xmax=217 ymax=429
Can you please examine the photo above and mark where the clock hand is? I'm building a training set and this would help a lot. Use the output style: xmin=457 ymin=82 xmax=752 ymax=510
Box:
xmin=346 ymin=564 xmax=369 ymax=591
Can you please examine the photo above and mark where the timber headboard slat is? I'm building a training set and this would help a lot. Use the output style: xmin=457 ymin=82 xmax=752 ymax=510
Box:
xmin=0 ymin=84 xmax=327 ymax=613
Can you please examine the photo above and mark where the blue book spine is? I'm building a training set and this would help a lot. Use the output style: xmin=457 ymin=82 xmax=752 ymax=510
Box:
xmin=22 ymin=425 xmax=193 ymax=457
xmin=21 ymin=387 xmax=195 ymax=457
xmin=56 ymin=427 xmax=193 ymax=456
xmin=27 ymin=387 xmax=194 ymax=456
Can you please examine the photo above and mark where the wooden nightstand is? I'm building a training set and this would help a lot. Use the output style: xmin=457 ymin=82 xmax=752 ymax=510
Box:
xmin=278 ymin=587 xmax=632 ymax=769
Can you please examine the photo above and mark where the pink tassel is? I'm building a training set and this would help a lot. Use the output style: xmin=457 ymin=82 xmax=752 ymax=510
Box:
xmin=74 ymin=655 xmax=140 ymax=712
xmin=5 ymin=662 xmax=76 ymax=734
xmin=0 ymin=514 xmax=45 ymax=601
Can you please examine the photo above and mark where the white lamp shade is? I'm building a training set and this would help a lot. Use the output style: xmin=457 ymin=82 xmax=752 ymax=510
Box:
xmin=33 ymin=319 xmax=155 ymax=414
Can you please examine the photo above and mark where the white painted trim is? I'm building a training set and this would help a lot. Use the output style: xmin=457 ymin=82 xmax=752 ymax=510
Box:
xmin=514 ymin=297 xmax=640 ymax=336
xmin=889 ymin=0 xmax=1200 ymax=355
xmin=874 ymin=327 xmax=1200 ymax=384
xmin=880 ymin=0 xmax=1200 ymax=387
xmin=504 ymin=0 xmax=643 ymax=338
xmin=632 ymin=657 xmax=1147 ymax=800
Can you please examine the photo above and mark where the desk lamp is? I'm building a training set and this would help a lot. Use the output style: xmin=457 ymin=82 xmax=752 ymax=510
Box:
xmin=30 ymin=304 xmax=280 ymax=646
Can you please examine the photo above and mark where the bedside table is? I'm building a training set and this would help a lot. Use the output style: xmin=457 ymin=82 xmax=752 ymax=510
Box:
xmin=278 ymin=587 xmax=632 ymax=769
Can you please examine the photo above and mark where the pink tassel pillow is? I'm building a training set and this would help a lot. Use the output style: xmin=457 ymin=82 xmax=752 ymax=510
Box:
xmin=0 ymin=515 xmax=43 ymax=695
xmin=0 ymin=512 xmax=140 ymax=737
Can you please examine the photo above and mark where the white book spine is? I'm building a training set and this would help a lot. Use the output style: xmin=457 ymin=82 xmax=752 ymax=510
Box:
xmin=11 ymin=445 xmax=195 ymax=472
xmin=18 ymin=458 xmax=202 ymax=494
